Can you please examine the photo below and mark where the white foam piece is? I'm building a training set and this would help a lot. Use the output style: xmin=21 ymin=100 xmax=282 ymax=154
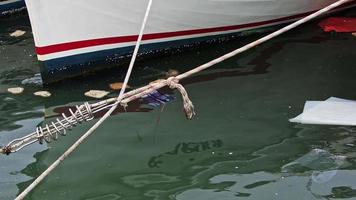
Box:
xmin=289 ymin=97 xmax=356 ymax=126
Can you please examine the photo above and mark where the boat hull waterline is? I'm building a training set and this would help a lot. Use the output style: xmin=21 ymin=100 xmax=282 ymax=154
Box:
xmin=0 ymin=0 xmax=25 ymax=16
xmin=24 ymin=0 xmax=356 ymax=83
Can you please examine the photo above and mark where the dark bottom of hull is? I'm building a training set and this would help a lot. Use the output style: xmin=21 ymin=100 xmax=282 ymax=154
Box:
xmin=40 ymin=27 xmax=276 ymax=84
xmin=0 ymin=0 xmax=26 ymax=16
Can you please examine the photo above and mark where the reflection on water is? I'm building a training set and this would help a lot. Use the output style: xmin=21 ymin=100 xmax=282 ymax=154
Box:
xmin=0 ymin=116 xmax=46 ymax=199
xmin=176 ymin=170 xmax=356 ymax=200
xmin=148 ymin=139 xmax=223 ymax=168
xmin=281 ymin=149 xmax=346 ymax=174
xmin=1 ymin=10 xmax=356 ymax=200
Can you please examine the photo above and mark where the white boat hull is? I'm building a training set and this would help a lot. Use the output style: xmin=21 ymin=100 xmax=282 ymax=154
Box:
xmin=23 ymin=0 xmax=356 ymax=82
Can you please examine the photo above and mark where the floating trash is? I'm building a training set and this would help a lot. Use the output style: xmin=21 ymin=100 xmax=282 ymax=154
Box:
xmin=21 ymin=73 xmax=43 ymax=86
xmin=9 ymin=30 xmax=26 ymax=37
xmin=109 ymin=82 xmax=130 ymax=90
xmin=281 ymin=149 xmax=346 ymax=174
xmin=84 ymin=90 xmax=110 ymax=99
xmin=290 ymin=97 xmax=356 ymax=126
xmin=319 ymin=17 xmax=356 ymax=32
xmin=352 ymin=32 xmax=356 ymax=37
xmin=34 ymin=91 xmax=51 ymax=98
xmin=7 ymin=87 xmax=24 ymax=95
xmin=142 ymin=90 xmax=175 ymax=107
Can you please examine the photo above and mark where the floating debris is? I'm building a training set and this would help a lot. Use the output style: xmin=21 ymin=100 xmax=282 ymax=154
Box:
xmin=319 ymin=17 xmax=356 ymax=32
xmin=352 ymin=32 xmax=356 ymax=37
xmin=346 ymin=143 xmax=355 ymax=147
xmin=21 ymin=73 xmax=43 ymax=86
xmin=281 ymin=149 xmax=346 ymax=174
xmin=7 ymin=87 xmax=24 ymax=95
xmin=9 ymin=30 xmax=26 ymax=37
xmin=85 ymin=90 xmax=110 ymax=99
xmin=34 ymin=91 xmax=51 ymax=98
xmin=290 ymin=97 xmax=356 ymax=126
xmin=4 ymin=97 xmax=15 ymax=101
xmin=109 ymin=82 xmax=130 ymax=90
xmin=165 ymin=69 xmax=179 ymax=77
xmin=142 ymin=90 xmax=175 ymax=107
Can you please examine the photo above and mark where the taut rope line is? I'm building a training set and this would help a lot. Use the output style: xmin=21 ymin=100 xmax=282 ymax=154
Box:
xmin=2 ymin=0 xmax=351 ymax=155
xmin=2 ymin=0 xmax=352 ymax=156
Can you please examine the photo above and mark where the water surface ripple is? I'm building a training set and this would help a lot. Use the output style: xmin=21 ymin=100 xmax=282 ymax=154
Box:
xmin=1 ymin=11 xmax=356 ymax=200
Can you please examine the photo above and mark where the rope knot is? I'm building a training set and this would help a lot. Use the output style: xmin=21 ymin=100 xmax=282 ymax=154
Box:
xmin=1 ymin=146 xmax=11 ymax=155
xmin=120 ymin=101 xmax=128 ymax=112
xmin=165 ymin=77 xmax=196 ymax=120
xmin=165 ymin=77 xmax=180 ymax=89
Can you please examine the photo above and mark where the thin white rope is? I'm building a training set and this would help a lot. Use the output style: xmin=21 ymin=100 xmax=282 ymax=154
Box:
xmin=12 ymin=0 xmax=352 ymax=198
xmin=14 ymin=0 xmax=153 ymax=199
xmin=4 ymin=0 xmax=351 ymax=156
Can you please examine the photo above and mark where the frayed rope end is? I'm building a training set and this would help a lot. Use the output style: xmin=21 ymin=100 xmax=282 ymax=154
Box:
xmin=165 ymin=77 xmax=196 ymax=120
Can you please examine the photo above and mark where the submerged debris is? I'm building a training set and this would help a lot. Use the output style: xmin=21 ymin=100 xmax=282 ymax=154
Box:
xmin=34 ymin=91 xmax=51 ymax=98
xmin=85 ymin=90 xmax=110 ymax=99
xmin=281 ymin=149 xmax=346 ymax=174
xmin=21 ymin=73 xmax=43 ymax=86
xmin=142 ymin=90 xmax=175 ymax=107
xmin=9 ymin=30 xmax=26 ymax=37
xmin=109 ymin=82 xmax=130 ymax=90
xmin=7 ymin=87 xmax=24 ymax=95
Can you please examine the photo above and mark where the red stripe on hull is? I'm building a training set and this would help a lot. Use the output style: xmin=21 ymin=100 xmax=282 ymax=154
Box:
xmin=35 ymin=2 xmax=356 ymax=56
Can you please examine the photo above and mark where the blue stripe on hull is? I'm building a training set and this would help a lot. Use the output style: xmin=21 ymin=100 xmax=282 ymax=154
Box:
xmin=0 ymin=0 xmax=26 ymax=15
xmin=41 ymin=26 xmax=276 ymax=84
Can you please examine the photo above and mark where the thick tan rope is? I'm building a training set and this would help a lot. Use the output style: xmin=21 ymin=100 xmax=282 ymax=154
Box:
xmin=5 ymin=0 xmax=352 ymax=156
xmin=102 ymin=0 xmax=354 ymax=118
xmin=119 ymin=77 xmax=195 ymax=119
xmin=12 ymin=0 xmax=352 ymax=199
xmin=165 ymin=77 xmax=195 ymax=119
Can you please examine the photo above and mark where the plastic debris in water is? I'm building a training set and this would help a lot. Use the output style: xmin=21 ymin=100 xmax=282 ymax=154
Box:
xmin=281 ymin=149 xmax=346 ymax=184
xmin=319 ymin=17 xmax=356 ymax=32
xmin=142 ymin=90 xmax=175 ymax=107
xmin=7 ymin=87 xmax=24 ymax=94
xmin=21 ymin=73 xmax=43 ymax=86
xmin=352 ymin=32 xmax=356 ymax=37
xmin=34 ymin=91 xmax=51 ymax=98
xmin=145 ymin=80 xmax=175 ymax=107
xmin=84 ymin=90 xmax=110 ymax=99
xmin=9 ymin=30 xmax=26 ymax=37
xmin=109 ymin=82 xmax=131 ymax=90
xmin=290 ymin=97 xmax=356 ymax=126
xmin=281 ymin=149 xmax=346 ymax=175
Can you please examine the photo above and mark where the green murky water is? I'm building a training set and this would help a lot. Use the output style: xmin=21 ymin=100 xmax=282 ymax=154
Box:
xmin=1 ymin=10 xmax=356 ymax=200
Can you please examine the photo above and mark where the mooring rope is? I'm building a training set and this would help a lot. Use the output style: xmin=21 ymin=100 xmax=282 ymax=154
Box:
xmin=3 ymin=0 xmax=351 ymax=199
xmin=2 ymin=0 xmax=352 ymax=156
xmin=14 ymin=1 xmax=153 ymax=199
